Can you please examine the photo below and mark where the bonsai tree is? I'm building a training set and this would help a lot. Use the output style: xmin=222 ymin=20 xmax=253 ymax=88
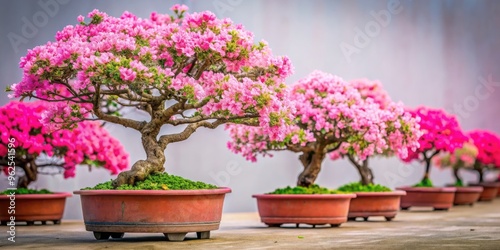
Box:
xmin=0 ymin=101 xmax=129 ymax=188
xmin=466 ymin=130 xmax=500 ymax=183
xmin=435 ymin=141 xmax=478 ymax=186
xmin=227 ymin=70 xmax=403 ymax=187
xmin=400 ymin=107 xmax=468 ymax=187
xmin=332 ymin=79 xmax=421 ymax=187
xmin=8 ymin=5 xmax=294 ymax=187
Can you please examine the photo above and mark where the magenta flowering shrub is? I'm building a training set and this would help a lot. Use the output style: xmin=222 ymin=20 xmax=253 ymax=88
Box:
xmin=228 ymin=71 xmax=420 ymax=187
xmin=9 ymin=5 xmax=294 ymax=187
xmin=400 ymin=107 xmax=467 ymax=186
xmin=0 ymin=101 xmax=128 ymax=188
xmin=467 ymin=130 xmax=500 ymax=182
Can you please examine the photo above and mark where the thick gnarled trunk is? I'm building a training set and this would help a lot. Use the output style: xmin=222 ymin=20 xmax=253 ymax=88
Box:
xmin=348 ymin=156 xmax=373 ymax=185
xmin=18 ymin=160 xmax=37 ymax=188
xmin=297 ymin=150 xmax=326 ymax=187
xmin=112 ymin=128 xmax=165 ymax=188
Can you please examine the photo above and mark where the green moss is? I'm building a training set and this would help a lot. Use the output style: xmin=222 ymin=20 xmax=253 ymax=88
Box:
xmin=82 ymin=172 xmax=218 ymax=190
xmin=414 ymin=178 xmax=434 ymax=187
xmin=337 ymin=182 xmax=392 ymax=192
xmin=268 ymin=184 xmax=344 ymax=194
xmin=0 ymin=188 xmax=52 ymax=195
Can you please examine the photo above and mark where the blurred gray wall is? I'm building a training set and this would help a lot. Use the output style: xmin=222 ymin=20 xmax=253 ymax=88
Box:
xmin=0 ymin=0 xmax=499 ymax=219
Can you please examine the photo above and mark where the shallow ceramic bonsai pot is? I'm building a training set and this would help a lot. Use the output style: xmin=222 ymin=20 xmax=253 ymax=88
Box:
xmin=0 ymin=192 xmax=72 ymax=225
xmin=347 ymin=191 xmax=406 ymax=221
xmin=396 ymin=187 xmax=456 ymax=211
xmin=252 ymin=193 xmax=356 ymax=227
xmin=74 ymin=187 xmax=231 ymax=241
xmin=469 ymin=182 xmax=500 ymax=201
xmin=451 ymin=186 xmax=483 ymax=206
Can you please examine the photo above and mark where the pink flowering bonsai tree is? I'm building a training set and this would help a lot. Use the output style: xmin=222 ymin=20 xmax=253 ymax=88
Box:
xmin=228 ymin=71 xmax=414 ymax=189
xmin=466 ymin=130 xmax=500 ymax=183
xmin=8 ymin=5 xmax=293 ymax=188
xmin=0 ymin=101 xmax=128 ymax=189
xmin=400 ymin=107 xmax=468 ymax=187
xmin=332 ymin=79 xmax=421 ymax=189
xmin=435 ymin=141 xmax=478 ymax=186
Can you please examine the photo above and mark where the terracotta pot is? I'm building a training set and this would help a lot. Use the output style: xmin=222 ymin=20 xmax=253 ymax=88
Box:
xmin=469 ymin=182 xmax=500 ymax=201
xmin=252 ymin=193 xmax=356 ymax=227
xmin=396 ymin=187 xmax=456 ymax=211
xmin=452 ymin=186 xmax=483 ymax=206
xmin=0 ymin=192 xmax=71 ymax=225
xmin=74 ymin=188 xmax=231 ymax=241
xmin=347 ymin=191 xmax=406 ymax=221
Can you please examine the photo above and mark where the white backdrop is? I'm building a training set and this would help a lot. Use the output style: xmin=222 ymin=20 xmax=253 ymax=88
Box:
xmin=0 ymin=0 xmax=499 ymax=219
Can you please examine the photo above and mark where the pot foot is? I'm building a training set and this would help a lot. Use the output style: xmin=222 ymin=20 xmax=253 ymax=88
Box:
xmin=296 ymin=223 xmax=300 ymax=228
xmin=196 ymin=231 xmax=210 ymax=239
xmin=363 ymin=217 xmax=369 ymax=221
xmin=433 ymin=208 xmax=449 ymax=211
xmin=93 ymin=232 xmax=111 ymax=240
xmin=401 ymin=207 xmax=409 ymax=210
xmin=385 ymin=217 xmax=394 ymax=221
xmin=347 ymin=217 xmax=356 ymax=221
xmin=53 ymin=220 xmax=61 ymax=225
xmin=265 ymin=223 xmax=282 ymax=227
xmin=1 ymin=221 xmax=7 ymax=225
xmin=331 ymin=224 xmax=341 ymax=227
xmin=26 ymin=221 xmax=34 ymax=226
xmin=165 ymin=233 xmax=187 ymax=242
xmin=110 ymin=233 xmax=125 ymax=239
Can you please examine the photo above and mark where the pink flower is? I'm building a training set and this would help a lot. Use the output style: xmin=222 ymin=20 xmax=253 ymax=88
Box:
xmin=119 ymin=68 xmax=137 ymax=82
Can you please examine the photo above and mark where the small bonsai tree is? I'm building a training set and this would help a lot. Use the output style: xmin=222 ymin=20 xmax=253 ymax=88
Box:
xmin=9 ymin=5 xmax=294 ymax=187
xmin=435 ymin=141 xmax=478 ymax=186
xmin=332 ymin=79 xmax=421 ymax=187
xmin=228 ymin=70 xmax=404 ymax=187
xmin=466 ymin=130 xmax=500 ymax=183
xmin=400 ymin=107 xmax=467 ymax=187
xmin=0 ymin=101 xmax=129 ymax=188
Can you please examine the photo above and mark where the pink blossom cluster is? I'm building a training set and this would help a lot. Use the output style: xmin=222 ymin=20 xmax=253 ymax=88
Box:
xmin=227 ymin=70 xmax=421 ymax=162
xmin=401 ymin=107 xmax=468 ymax=163
xmin=10 ymin=6 xmax=294 ymax=141
xmin=434 ymin=142 xmax=478 ymax=169
xmin=467 ymin=130 xmax=500 ymax=168
xmin=349 ymin=79 xmax=391 ymax=109
xmin=342 ymin=78 xmax=421 ymax=159
xmin=0 ymin=101 xmax=129 ymax=178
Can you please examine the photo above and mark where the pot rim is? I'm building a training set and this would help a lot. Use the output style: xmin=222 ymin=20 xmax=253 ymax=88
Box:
xmin=351 ymin=190 xmax=406 ymax=196
xmin=252 ymin=193 xmax=356 ymax=199
xmin=468 ymin=182 xmax=500 ymax=187
xmin=452 ymin=186 xmax=484 ymax=192
xmin=73 ymin=187 xmax=231 ymax=196
xmin=396 ymin=186 xmax=457 ymax=192
xmin=0 ymin=192 xmax=72 ymax=199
